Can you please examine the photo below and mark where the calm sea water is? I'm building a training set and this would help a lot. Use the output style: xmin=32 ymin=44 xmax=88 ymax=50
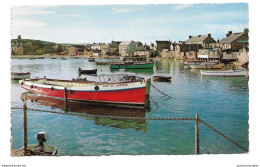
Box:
xmin=11 ymin=58 xmax=249 ymax=155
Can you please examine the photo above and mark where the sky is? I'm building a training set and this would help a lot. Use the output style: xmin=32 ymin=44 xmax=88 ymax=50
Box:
xmin=11 ymin=4 xmax=248 ymax=44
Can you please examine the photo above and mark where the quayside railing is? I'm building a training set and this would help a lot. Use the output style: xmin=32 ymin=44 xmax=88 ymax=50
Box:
xmin=11 ymin=104 xmax=249 ymax=155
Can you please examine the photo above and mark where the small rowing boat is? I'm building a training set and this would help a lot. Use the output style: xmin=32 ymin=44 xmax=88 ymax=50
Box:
xmin=78 ymin=68 xmax=97 ymax=75
xmin=88 ymin=58 xmax=95 ymax=62
xmin=201 ymin=68 xmax=247 ymax=76
xmin=11 ymin=72 xmax=30 ymax=80
xmin=19 ymin=74 xmax=151 ymax=106
xmin=153 ymin=76 xmax=171 ymax=82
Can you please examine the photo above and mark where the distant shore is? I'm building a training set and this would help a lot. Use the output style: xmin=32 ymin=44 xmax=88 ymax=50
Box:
xmin=11 ymin=54 xmax=120 ymax=59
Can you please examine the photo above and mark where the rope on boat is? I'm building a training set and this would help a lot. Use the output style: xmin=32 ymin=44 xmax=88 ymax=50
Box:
xmin=151 ymin=83 xmax=172 ymax=98
xmin=150 ymin=96 xmax=158 ymax=107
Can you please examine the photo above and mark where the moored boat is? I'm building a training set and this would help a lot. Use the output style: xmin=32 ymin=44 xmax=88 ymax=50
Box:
xmin=110 ymin=62 xmax=154 ymax=69
xmin=88 ymin=58 xmax=95 ymax=62
xmin=19 ymin=75 xmax=151 ymax=106
xmin=21 ymin=92 xmax=147 ymax=131
xmin=189 ymin=63 xmax=224 ymax=69
xmin=153 ymin=76 xmax=171 ymax=82
xmin=184 ymin=60 xmax=204 ymax=65
xmin=201 ymin=68 xmax=247 ymax=76
xmin=96 ymin=62 xmax=113 ymax=65
xmin=78 ymin=68 xmax=97 ymax=75
xmin=11 ymin=72 xmax=30 ymax=80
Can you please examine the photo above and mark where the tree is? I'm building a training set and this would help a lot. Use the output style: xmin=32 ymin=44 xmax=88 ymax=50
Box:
xmin=57 ymin=44 xmax=63 ymax=53
xmin=36 ymin=48 xmax=45 ymax=55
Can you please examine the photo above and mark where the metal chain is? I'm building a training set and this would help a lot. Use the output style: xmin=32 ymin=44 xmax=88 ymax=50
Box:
xmin=199 ymin=119 xmax=249 ymax=152
xmin=11 ymin=107 xmax=195 ymax=120
xmin=11 ymin=106 xmax=248 ymax=152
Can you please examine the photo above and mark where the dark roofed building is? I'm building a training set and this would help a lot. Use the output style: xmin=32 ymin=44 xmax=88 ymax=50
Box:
xmin=156 ymin=40 xmax=172 ymax=52
xmin=185 ymin=34 xmax=216 ymax=48
xmin=173 ymin=42 xmax=203 ymax=52
xmin=220 ymin=29 xmax=249 ymax=51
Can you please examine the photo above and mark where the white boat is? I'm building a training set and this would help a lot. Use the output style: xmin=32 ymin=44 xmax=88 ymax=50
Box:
xmin=201 ymin=69 xmax=247 ymax=76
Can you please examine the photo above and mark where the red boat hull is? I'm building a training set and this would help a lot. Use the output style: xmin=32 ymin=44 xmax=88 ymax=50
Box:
xmin=21 ymin=84 xmax=146 ymax=105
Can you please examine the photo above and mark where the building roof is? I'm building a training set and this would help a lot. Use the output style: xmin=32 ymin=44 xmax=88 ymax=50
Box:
xmin=220 ymin=32 xmax=244 ymax=44
xmin=185 ymin=35 xmax=208 ymax=43
xmin=100 ymin=44 xmax=109 ymax=49
xmin=156 ymin=40 xmax=171 ymax=43
xmin=119 ymin=41 xmax=133 ymax=46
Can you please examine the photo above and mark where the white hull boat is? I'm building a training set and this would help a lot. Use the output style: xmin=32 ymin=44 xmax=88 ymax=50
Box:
xmin=201 ymin=69 xmax=247 ymax=76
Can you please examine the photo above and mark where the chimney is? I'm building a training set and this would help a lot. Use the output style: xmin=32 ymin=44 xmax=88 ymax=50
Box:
xmin=244 ymin=28 xmax=249 ymax=38
xmin=226 ymin=31 xmax=232 ymax=37
xmin=208 ymin=34 xmax=211 ymax=37
xmin=189 ymin=35 xmax=192 ymax=39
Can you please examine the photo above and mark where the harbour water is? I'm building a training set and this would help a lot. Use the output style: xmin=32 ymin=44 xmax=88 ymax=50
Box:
xmin=11 ymin=58 xmax=249 ymax=155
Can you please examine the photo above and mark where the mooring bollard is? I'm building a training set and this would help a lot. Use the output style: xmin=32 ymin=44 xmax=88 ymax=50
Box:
xmin=195 ymin=114 xmax=200 ymax=154
xmin=64 ymin=87 xmax=68 ymax=111
xmin=23 ymin=103 xmax=27 ymax=156
xmin=144 ymin=78 xmax=151 ymax=109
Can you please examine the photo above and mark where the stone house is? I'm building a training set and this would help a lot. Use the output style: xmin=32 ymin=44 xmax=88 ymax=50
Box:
xmin=68 ymin=46 xmax=76 ymax=56
xmin=156 ymin=40 xmax=172 ymax=52
xmin=119 ymin=41 xmax=136 ymax=57
xmin=220 ymin=29 xmax=249 ymax=51
xmin=134 ymin=50 xmax=150 ymax=58
xmin=185 ymin=34 xmax=216 ymax=48
xmin=11 ymin=35 xmax=23 ymax=47
xmin=100 ymin=44 xmax=109 ymax=56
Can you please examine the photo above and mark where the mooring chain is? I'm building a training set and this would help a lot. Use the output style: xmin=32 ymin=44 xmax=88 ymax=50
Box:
xmin=11 ymin=106 xmax=248 ymax=152
xmin=11 ymin=107 xmax=194 ymax=120
xmin=199 ymin=119 xmax=249 ymax=152
xmin=151 ymin=84 xmax=172 ymax=98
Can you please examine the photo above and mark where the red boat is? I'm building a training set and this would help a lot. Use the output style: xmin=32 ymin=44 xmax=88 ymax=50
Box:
xmin=19 ymin=75 xmax=151 ymax=106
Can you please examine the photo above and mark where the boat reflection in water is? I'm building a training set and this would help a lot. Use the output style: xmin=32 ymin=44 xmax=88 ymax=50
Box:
xmin=21 ymin=92 xmax=148 ymax=133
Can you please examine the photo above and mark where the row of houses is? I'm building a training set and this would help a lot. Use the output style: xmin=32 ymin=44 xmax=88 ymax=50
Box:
xmin=11 ymin=29 xmax=249 ymax=63
xmin=151 ymin=28 xmax=249 ymax=64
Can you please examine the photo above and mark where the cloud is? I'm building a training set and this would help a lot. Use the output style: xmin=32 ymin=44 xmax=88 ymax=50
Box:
xmin=11 ymin=6 xmax=55 ymax=18
xmin=111 ymin=8 xmax=140 ymax=14
xmin=172 ymin=4 xmax=193 ymax=10
xmin=11 ymin=6 xmax=53 ymax=36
